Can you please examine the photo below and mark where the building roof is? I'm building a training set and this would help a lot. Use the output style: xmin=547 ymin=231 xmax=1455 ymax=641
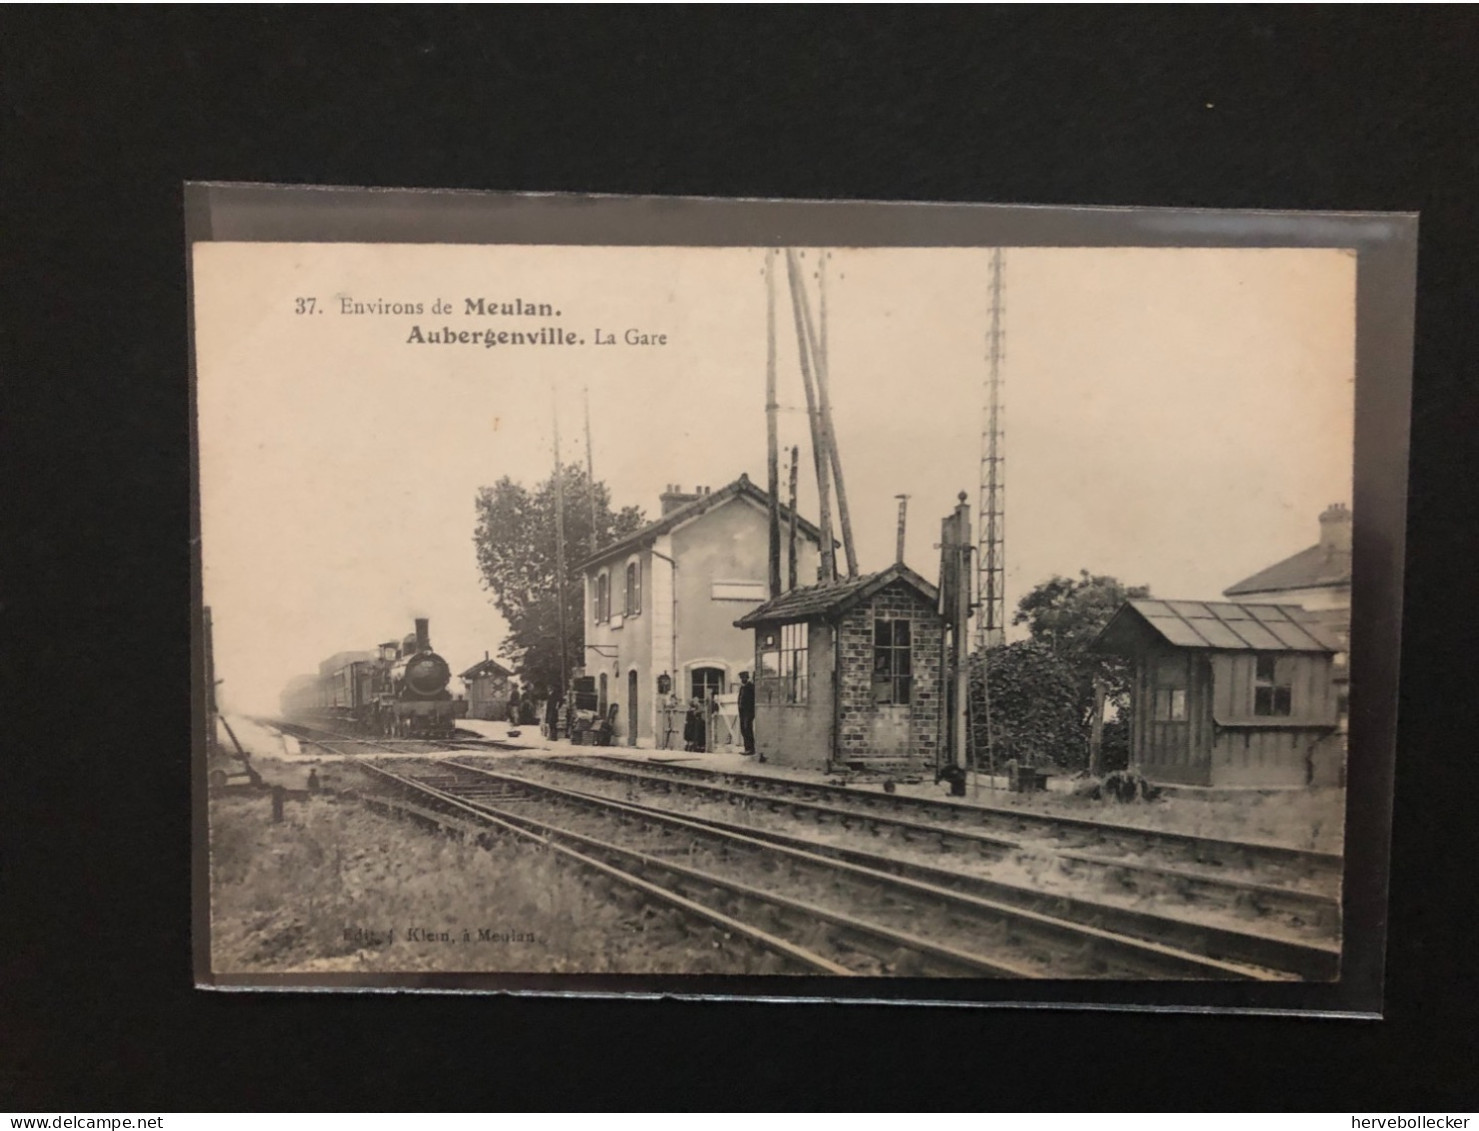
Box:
xmin=733 ymin=563 xmax=941 ymax=628
xmin=1223 ymin=543 xmax=1351 ymax=596
xmin=1093 ymin=598 xmax=1339 ymax=655
xmin=576 ymin=473 xmax=827 ymax=572
xmin=459 ymin=657 xmax=514 ymax=680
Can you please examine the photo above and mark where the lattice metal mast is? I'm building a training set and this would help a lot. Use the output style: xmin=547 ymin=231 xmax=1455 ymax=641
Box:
xmin=977 ymin=247 xmax=1006 ymax=652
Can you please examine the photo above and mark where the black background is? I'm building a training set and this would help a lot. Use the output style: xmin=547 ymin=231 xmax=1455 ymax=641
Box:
xmin=5 ymin=6 xmax=1477 ymax=1111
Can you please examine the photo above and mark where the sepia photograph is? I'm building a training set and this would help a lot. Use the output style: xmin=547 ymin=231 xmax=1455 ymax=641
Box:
xmin=190 ymin=188 xmax=1411 ymax=1008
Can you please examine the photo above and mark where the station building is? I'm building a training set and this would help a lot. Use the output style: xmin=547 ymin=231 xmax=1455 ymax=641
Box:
xmin=734 ymin=563 xmax=945 ymax=773
xmin=1223 ymin=503 xmax=1353 ymax=765
xmin=578 ymin=474 xmax=824 ymax=748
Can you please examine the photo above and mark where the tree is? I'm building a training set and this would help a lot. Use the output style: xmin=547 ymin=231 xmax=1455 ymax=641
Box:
xmin=1012 ymin=570 xmax=1150 ymax=657
xmin=973 ymin=571 xmax=1151 ymax=771
xmin=473 ymin=464 xmax=645 ymax=696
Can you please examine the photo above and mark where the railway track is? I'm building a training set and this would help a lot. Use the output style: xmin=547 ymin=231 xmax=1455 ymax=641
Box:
xmin=364 ymin=757 xmax=1304 ymax=981
xmin=356 ymin=760 xmax=847 ymax=976
xmin=263 ymin=721 xmax=1338 ymax=979
xmin=474 ymin=759 xmax=1341 ymax=979
xmin=565 ymin=755 xmax=1343 ymax=886
xmin=535 ymin=755 xmax=1343 ymax=932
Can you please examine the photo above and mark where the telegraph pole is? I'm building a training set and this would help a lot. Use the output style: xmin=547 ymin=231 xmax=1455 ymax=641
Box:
xmin=552 ymin=392 xmax=568 ymax=703
xmin=803 ymin=251 xmax=858 ymax=578
xmin=787 ymin=445 xmax=800 ymax=591
xmin=765 ymin=249 xmax=782 ymax=598
xmin=583 ymin=386 xmax=599 ymax=551
xmin=785 ymin=249 xmax=836 ymax=584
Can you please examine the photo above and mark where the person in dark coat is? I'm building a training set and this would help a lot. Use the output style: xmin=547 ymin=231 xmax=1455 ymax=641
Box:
xmin=683 ymin=698 xmax=706 ymax=752
xmin=738 ymin=671 xmax=756 ymax=755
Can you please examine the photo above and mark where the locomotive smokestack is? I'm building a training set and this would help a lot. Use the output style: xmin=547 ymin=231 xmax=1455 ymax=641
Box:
xmin=414 ymin=618 xmax=431 ymax=653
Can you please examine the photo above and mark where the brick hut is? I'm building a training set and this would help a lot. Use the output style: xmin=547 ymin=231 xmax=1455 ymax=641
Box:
xmin=734 ymin=563 xmax=944 ymax=772
xmin=1092 ymin=599 xmax=1341 ymax=787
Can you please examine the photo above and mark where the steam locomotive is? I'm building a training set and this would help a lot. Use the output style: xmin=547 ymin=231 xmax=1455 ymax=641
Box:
xmin=280 ymin=617 xmax=464 ymax=738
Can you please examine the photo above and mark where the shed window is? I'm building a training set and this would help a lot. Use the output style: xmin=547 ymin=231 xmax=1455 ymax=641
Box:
xmin=1154 ymin=688 xmax=1187 ymax=721
xmin=873 ymin=618 xmax=912 ymax=705
xmin=624 ymin=561 xmax=641 ymax=616
xmin=1254 ymin=655 xmax=1293 ymax=716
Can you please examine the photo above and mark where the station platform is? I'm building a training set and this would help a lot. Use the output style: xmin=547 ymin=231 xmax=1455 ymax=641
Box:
xmin=453 ymin=717 xmax=1053 ymax=805
xmin=246 ymin=714 xmax=1053 ymax=809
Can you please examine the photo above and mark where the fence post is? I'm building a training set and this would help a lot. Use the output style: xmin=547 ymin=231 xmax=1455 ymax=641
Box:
xmin=1089 ymin=677 xmax=1107 ymax=778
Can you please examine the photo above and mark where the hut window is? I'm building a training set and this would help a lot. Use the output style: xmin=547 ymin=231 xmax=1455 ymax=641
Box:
xmin=1254 ymin=655 xmax=1293 ymax=716
xmin=624 ymin=561 xmax=641 ymax=616
xmin=1154 ymin=688 xmax=1187 ymax=721
xmin=756 ymin=631 xmax=780 ymax=681
xmin=873 ymin=618 xmax=912 ymax=705
xmin=777 ymin=622 xmax=809 ymax=704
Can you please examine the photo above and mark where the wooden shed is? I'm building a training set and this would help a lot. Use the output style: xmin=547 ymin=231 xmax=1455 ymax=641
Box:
xmin=734 ymin=564 xmax=944 ymax=773
xmin=459 ymin=654 xmax=514 ymax=721
xmin=1092 ymin=599 xmax=1341 ymax=787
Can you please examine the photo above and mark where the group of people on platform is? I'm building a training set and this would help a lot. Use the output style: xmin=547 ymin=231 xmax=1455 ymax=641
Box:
xmin=681 ymin=671 xmax=756 ymax=756
xmin=518 ymin=671 xmax=758 ymax=757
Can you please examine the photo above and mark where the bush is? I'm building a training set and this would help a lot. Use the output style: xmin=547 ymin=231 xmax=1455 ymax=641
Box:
xmin=970 ymin=643 xmax=1085 ymax=769
xmin=1101 ymin=769 xmax=1162 ymax=803
xmin=1066 ymin=770 xmax=1161 ymax=803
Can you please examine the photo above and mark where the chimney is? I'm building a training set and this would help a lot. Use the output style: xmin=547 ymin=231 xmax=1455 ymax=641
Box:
xmin=1319 ymin=503 xmax=1352 ymax=558
xmin=659 ymin=484 xmax=703 ymax=515
xmin=414 ymin=617 xmax=431 ymax=653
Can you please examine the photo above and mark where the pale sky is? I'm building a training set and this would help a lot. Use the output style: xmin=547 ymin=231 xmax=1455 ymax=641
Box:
xmin=195 ymin=243 xmax=1355 ymax=714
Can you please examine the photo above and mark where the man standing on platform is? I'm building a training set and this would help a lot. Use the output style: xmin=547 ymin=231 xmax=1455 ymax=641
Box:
xmin=738 ymin=670 xmax=756 ymax=756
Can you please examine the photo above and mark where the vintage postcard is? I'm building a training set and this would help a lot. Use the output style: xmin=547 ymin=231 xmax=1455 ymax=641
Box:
xmin=191 ymin=187 xmax=1413 ymax=1012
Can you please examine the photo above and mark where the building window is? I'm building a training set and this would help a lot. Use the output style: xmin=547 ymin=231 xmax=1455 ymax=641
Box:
xmin=691 ymin=666 xmax=726 ymax=703
xmin=1254 ymin=654 xmax=1293 ymax=717
xmin=757 ymin=623 xmax=808 ymax=704
xmin=1153 ymin=688 xmax=1187 ymax=721
xmin=594 ymin=572 xmax=609 ymax=623
xmin=625 ymin=561 xmax=641 ymax=616
xmin=873 ymin=618 xmax=912 ymax=705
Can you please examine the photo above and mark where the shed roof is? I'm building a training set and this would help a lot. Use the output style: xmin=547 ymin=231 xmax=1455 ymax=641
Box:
xmin=459 ymin=657 xmax=514 ymax=680
xmin=1093 ymin=598 xmax=1339 ymax=655
xmin=733 ymin=563 xmax=940 ymax=628
xmin=577 ymin=473 xmax=826 ymax=572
